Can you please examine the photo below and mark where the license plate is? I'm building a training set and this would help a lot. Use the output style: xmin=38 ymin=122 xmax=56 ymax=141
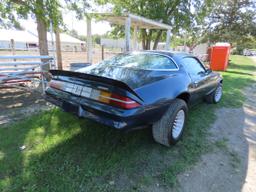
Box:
xmin=72 ymin=85 xmax=83 ymax=95
xmin=63 ymin=83 xmax=92 ymax=98
xmin=81 ymin=87 xmax=92 ymax=97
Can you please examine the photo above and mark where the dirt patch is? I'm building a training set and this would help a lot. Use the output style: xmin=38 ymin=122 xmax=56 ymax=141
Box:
xmin=177 ymin=83 xmax=256 ymax=192
xmin=0 ymin=88 xmax=51 ymax=126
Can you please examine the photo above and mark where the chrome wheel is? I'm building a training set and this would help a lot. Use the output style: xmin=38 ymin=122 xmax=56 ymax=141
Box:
xmin=172 ymin=109 xmax=185 ymax=139
xmin=214 ymin=85 xmax=222 ymax=102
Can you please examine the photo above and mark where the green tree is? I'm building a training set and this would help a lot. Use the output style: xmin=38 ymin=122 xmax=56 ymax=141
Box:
xmin=178 ymin=0 xmax=215 ymax=50
xmin=207 ymin=0 xmax=256 ymax=46
xmin=0 ymin=0 xmax=89 ymax=69
xmin=0 ymin=0 xmax=63 ymax=70
xmin=0 ymin=1 xmax=24 ymax=29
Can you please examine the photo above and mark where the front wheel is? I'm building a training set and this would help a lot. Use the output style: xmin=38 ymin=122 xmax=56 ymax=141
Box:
xmin=152 ymin=99 xmax=188 ymax=147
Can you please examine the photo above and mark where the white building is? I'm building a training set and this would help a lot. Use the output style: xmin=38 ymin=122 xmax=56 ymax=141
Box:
xmin=0 ymin=29 xmax=86 ymax=52
xmin=46 ymin=32 xmax=86 ymax=52
xmin=0 ymin=29 xmax=38 ymax=50
xmin=100 ymin=38 xmax=126 ymax=49
xmin=192 ymin=43 xmax=208 ymax=56
xmin=173 ymin=45 xmax=190 ymax=53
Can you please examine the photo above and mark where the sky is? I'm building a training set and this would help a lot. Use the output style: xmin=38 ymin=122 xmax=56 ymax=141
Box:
xmin=20 ymin=1 xmax=112 ymax=36
xmin=20 ymin=17 xmax=112 ymax=36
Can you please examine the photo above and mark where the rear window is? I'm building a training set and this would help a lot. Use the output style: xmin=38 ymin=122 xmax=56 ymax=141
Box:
xmin=97 ymin=53 xmax=178 ymax=70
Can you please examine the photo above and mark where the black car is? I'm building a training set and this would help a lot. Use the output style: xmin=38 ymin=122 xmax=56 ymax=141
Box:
xmin=45 ymin=51 xmax=223 ymax=146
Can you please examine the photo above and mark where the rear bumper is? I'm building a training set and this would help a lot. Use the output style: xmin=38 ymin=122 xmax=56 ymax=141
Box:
xmin=45 ymin=91 xmax=168 ymax=130
xmin=46 ymin=94 xmax=129 ymax=129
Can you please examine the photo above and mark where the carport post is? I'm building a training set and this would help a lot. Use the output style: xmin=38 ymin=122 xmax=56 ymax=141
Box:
xmin=165 ymin=29 xmax=171 ymax=50
xmin=125 ymin=16 xmax=131 ymax=52
xmin=133 ymin=26 xmax=138 ymax=51
xmin=86 ymin=16 xmax=93 ymax=63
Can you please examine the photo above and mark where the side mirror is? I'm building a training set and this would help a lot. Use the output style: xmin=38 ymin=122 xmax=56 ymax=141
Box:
xmin=206 ymin=68 xmax=212 ymax=74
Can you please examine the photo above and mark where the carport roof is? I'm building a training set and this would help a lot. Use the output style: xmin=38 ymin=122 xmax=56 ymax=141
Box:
xmin=90 ymin=13 xmax=172 ymax=30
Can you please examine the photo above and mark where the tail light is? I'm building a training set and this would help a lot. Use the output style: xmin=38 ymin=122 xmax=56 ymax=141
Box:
xmin=48 ymin=80 xmax=141 ymax=109
xmin=49 ymin=80 xmax=63 ymax=90
xmin=99 ymin=91 xmax=141 ymax=109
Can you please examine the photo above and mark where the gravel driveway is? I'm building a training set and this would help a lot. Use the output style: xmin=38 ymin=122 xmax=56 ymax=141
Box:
xmin=177 ymin=58 xmax=256 ymax=192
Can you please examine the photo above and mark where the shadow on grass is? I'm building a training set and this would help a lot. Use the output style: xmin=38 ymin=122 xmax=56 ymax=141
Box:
xmin=224 ymin=70 xmax=255 ymax=77
xmin=0 ymin=109 xmax=161 ymax=191
xmin=0 ymin=88 xmax=47 ymax=125
xmin=0 ymin=103 xmax=217 ymax=191
xmin=221 ymin=72 xmax=255 ymax=108
xmin=0 ymin=88 xmax=45 ymax=111
xmin=229 ymin=61 xmax=256 ymax=72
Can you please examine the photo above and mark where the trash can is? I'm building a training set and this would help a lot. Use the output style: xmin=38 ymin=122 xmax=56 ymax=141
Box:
xmin=69 ymin=63 xmax=91 ymax=71
xmin=209 ymin=43 xmax=230 ymax=71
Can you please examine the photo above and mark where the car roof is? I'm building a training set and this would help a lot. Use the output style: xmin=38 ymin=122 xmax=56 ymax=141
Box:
xmin=133 ymin=50 xmax=191 ymax=59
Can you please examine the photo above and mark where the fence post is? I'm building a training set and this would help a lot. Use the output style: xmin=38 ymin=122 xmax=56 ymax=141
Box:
xmin=50 ymin=21 xmax=57 ymax=69
xmin=10 ymin=39 xmax=16 ymax=61
xmin=125 ymin=16 xmax=131 ymax=52
xmin=86 ymin=16 xmax=93 ymax=64
xmin=101 ymin=45 xmax=104 ymax=60
xmin=133 ymin=26 xmax=138 ymax=51
xmin=165 ymin=29 xmax=171 ymax=50
xmin=40 ymin=60 xmax=45 ymax=93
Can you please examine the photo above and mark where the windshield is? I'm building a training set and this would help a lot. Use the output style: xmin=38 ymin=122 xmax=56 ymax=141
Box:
xmin=95 ymin=53 xmax=178 ymax=70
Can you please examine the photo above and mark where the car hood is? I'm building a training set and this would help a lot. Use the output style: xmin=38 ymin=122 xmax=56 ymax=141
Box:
xmin=78 ymin=65 xmax=172 ymax=89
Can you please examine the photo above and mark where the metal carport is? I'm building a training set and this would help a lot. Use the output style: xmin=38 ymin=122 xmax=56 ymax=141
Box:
xmin=86 ymin=13 xmax=172 ymax=63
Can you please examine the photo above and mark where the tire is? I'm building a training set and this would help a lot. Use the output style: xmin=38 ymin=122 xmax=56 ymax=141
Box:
xmin=205 ymin=84 xmax=223 ymax=104
xmin=152 ymin=99 xmax=188 ymax=147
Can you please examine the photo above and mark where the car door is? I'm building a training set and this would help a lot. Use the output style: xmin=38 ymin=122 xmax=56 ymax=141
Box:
xmin=181 ymin=57 xmax=210 ymax=103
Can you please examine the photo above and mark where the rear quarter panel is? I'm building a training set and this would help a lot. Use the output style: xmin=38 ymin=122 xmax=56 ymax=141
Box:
xmin=135 ymin=70 xmax=191 ymax=106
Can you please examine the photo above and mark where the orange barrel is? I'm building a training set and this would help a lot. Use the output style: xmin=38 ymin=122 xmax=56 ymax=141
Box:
xmin=209 ymin=43 xmax=230 ymax=71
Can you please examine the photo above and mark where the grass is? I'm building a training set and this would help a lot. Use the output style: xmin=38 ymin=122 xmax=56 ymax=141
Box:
xmin=0 ymin=55 xmax=255 ymax=192
xmin=220 ymin=55 xmax=256 ymax=107
xmin=229 ymin=151 xmax=241 ymax=170
xmin=214 ymin=138 xmax=228 ymax=150
xmin=214 ymin=138 xmax=241 ymax=170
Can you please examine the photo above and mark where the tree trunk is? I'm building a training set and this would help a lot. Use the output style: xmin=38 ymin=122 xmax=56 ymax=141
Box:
xmin=146 ymin=38 xmax=150 ymax=50
xmin=141 ymin=29 xmax=154 ymax=50
xmin=55 ymin=29 xmax=63 ymax=70
xmin=36 ymin=14 xmax=49 ymax=71
xmin=153 ymin=30 xmax=163 ymax=50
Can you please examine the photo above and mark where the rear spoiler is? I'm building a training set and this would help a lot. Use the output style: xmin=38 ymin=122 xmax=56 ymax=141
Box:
xmin=49 ymin=70 xmax=143 ymax=101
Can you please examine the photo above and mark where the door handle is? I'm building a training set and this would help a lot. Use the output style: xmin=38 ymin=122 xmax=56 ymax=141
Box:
xmin=194 ymin=80 xmax=199 ymax=85
xmin=192 ymin=81 xmax=199 ymax=88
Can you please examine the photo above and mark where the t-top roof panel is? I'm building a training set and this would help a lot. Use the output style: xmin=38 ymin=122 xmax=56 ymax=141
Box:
xmin=91 ymin=13 xmax=172 ymax=30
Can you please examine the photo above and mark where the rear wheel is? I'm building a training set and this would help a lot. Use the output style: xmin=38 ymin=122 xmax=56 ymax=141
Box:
xmin=205 ymin=84 xmax=223 ymax=104
xmin=152 ymin=99 xmax=188 ymax=146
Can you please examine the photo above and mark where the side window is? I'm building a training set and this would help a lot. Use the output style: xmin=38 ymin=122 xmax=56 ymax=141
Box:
xmin=147 ymin=55 xmax=177 ymax=70
xmin=182 ymin=57 xmax=205 ymax=79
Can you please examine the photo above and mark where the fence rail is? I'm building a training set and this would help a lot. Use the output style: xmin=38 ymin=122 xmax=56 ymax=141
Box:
xmin=0 ymin=55 xmax=54 ymax=92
